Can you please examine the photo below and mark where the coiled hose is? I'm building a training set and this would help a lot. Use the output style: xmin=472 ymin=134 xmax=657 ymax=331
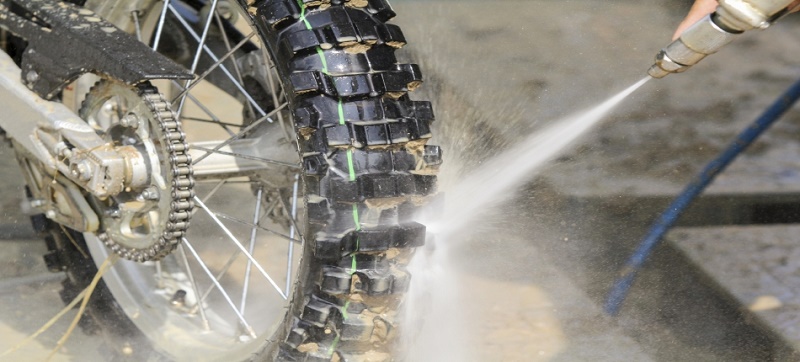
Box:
xmin=604 ymin=76 xmax=800 ymax=316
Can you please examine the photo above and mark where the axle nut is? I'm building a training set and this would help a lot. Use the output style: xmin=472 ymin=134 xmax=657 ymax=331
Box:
xmin=141 ymin=186 xmax=160 ymax=201
xmin=25 ymin=70 xmax=39 ymax=84
xmin=70 ymin=161 xmax=93 ymax=181
xmin=121 ymin=113 xmax=140 ymax=129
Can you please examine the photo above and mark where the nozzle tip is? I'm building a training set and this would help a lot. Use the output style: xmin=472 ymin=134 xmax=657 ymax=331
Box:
xmin=647 ymin=65 xmax=669 ymax=79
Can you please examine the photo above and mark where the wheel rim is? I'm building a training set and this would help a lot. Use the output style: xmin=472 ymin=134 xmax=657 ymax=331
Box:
xmin=81 ymin=1 xmax=304 ymax=359
xmin=85 ymin=179 xmax=304 ymax=359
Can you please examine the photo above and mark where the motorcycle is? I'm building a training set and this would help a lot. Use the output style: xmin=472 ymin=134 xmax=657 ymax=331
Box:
xmin=0 ymin=0 xmax=441 ymax=360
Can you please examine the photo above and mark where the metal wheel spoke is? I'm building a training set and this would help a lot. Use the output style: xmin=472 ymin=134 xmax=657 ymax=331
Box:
xmin=277 ymin=182 xmax=305 ymax=244
xmin=197 ymin=250 xmax=241 ymax=304
xmin=262 ymin=47 xmax=282 ymax=111
xmin=240 ymin=188 xmax=263 ymax=314
xmin=214 ymin=11 xmax=256 ymax=119
xmin=181 ymin=116 xmax=243 ymax=128
xmin=189 ymin=145 xmax=301 ymax=169
xmin=131 ymin=11 xmax=143 ymax=42
xmin=196 ymin=179 xmax=262 ymax=185
xmin=76 ymin=0 xmax=312 ymax=355
xmin=168 ymin=5 xmax=267 ymax=118
xmin=188 ymin=178 xmax=228 ymax=219
xmin=192 ymin=103 xmax=287 ymax=165
xmin=285 ymin=174 xmax=300 ymax=293
xmin=194 ymin=196 xmax=288 ymax=299
xmin=195 ymin=198 xmax=280 ymax=305
xmin=213 ymin=211 xmax=300 ymax=244
xmin=181 ymin=241 xmax=257 ymax=339
xmin=151 ymin=0 xmax=172 ymax=50
xmin=176 ymin=245 xmax=211 ymax=331
xmin=169 ymin=80 xmax=236 ymax=137
xmin=174 ymin=0 xmax=221 ymax=117
xmin=202 ymin=178 xmax=228 ymax=204
xmin=185 ymin=93 xmax=235 ymax=136
xmin=155 ymin=260 xmax=164 ymax=289
xmin=189 ymin=0 xmax=220 ymax=73
xmin=170 ymin=31 xmax=256 ymax=104
xmin=262 ymin=48 xmax=291 ymax=140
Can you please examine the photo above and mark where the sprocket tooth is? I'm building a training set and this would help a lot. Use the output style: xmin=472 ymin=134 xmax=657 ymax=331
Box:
xmin=79 ymin=80 xmax=193 ymax=262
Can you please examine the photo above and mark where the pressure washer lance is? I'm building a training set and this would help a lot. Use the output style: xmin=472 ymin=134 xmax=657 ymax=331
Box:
xmin=648 ymin=0 xmax=798 ymax=78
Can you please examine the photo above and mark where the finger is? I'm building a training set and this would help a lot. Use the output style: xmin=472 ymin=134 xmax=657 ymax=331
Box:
xmin=673 ymin=0 xmax=720 ymax=40
xmin=790 ymin=0 xmax=800 ymax=12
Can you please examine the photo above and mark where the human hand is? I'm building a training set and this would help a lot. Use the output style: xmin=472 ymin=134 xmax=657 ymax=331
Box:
xmin=673 ymin=0 xmax=800 ymax=40
xmin=672 ymin=0 xmax=718 ymax=40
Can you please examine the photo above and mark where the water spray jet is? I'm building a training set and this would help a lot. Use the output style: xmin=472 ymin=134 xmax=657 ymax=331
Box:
xmin=404 ymin=78 xmax=651 ymax=361
xmin=430 ymin=77 xmax=650 ymax=236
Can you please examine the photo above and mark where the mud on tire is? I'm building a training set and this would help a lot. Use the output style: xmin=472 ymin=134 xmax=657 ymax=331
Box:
xmin=250 ymin=0 xmax=441 ymax=360
xmin=32 ymin=0 xmax=441 ymax=361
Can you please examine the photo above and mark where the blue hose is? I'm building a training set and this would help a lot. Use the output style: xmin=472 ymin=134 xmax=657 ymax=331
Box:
xmin=604 ymin=76 xmax=800 ymax=316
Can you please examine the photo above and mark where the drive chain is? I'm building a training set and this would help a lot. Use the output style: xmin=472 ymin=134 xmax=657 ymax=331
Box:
xmin=95 ymin=82 xmax=195 ymax=262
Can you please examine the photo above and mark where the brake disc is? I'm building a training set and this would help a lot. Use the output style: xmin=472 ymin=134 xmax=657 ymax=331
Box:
xmin=79 ymin=80 xmax=194 ymax=262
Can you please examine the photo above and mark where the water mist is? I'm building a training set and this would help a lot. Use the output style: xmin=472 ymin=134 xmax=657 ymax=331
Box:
xmin=402 ymin=77 xmax=651 ymax=361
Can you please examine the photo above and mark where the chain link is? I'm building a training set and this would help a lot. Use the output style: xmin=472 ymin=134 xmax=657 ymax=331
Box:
xmin=98 ymin=83 xmax=195 ymax=262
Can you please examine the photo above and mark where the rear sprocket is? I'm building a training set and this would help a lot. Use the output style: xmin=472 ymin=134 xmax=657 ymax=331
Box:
xmin=79 ymin=80 xmax=194 ymax=262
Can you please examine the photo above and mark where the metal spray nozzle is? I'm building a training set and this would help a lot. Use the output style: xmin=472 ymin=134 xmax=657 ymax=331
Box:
xmin=648 ymin=0 xmax=798 ymax=79
xmin=647 ymin=14 xmax=739 ymax=78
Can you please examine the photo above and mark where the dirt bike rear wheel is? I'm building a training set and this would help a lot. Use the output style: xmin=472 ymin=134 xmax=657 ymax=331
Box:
xmin=17 ymin=0 xmax=440 ymax=360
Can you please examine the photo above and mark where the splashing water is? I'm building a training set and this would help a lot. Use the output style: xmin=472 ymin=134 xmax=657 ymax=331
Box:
xmin=431 ymin=76 xmax=650 ymax=235
xmin=403 ymin=77 xmax=650 ymax=361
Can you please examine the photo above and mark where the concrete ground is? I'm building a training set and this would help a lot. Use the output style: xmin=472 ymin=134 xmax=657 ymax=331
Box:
xmin=670 ymin=225 xmax=800 ymax=359
xmin=394 ymin=0 xmax=797 ymax=360
xmin=2 ymin=0 xmax=800 ymax=361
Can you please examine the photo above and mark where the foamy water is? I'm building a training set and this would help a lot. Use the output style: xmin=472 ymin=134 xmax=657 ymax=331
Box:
xmin=403 ymin=77 xmax=650 ymax=361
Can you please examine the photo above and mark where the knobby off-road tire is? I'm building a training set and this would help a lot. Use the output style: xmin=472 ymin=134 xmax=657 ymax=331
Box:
xmin=31 ymin=0 xmax=441 ymax=361
xmin=251 ymin=1 xmax=441 ymax=360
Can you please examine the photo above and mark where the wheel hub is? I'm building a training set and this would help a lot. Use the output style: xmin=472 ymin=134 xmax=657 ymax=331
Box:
xmin=79 ymin=80 xmax=195 ymax=262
